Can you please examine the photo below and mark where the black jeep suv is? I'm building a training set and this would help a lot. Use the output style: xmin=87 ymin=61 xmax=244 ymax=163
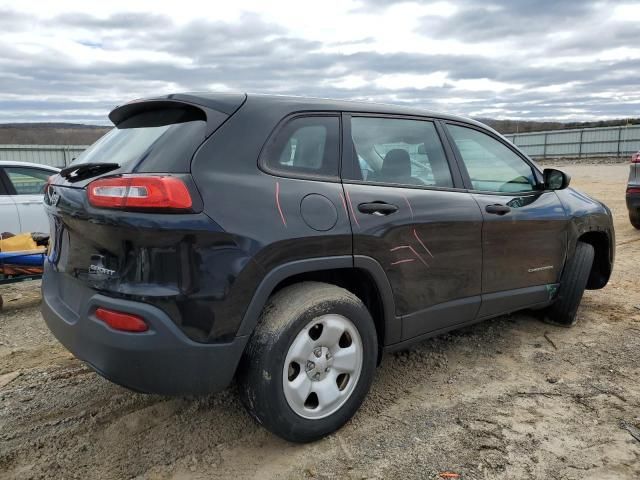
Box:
xmin=42 ymin=93 xmax=614 ymax=442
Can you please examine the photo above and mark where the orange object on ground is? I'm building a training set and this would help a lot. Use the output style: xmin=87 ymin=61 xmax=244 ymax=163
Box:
xmin=0 ymin=233 xmax=39 ymax=252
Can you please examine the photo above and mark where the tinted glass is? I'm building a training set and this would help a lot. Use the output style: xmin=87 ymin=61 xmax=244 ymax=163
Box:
xmin=263 ymin=116 xmax=340 ymax=178
xmin=448 ymin=125 xmax=536 ymax=193
xmin=4 ymin=167 xmax=53 ymax=195
xmin=347 ymin=117 xmax=453 ymax=188
xmin=70 ymin=108 xmax=206 ymax=173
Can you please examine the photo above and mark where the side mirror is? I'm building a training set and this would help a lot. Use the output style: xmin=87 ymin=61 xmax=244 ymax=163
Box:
xmin=543 ymin=168 xmax=570 ymax=190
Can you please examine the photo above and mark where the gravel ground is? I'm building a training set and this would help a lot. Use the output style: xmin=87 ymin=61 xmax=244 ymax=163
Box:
xmin=1 ymin=163 xmax=639 ymax=480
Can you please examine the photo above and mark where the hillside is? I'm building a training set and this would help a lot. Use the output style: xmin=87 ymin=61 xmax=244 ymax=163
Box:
xmin=479 ymin=118 xmax=640 ymax=134
xmin=0 ymin=123 xmax=111 ymax=145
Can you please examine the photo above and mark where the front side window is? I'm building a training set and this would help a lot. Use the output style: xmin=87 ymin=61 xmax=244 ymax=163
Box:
xmin=346 ymin=117 xmax=453 ymax=188
xmin=262 ymin=116 xmax=340 ymax=178
xmin=4 ymin=167 xmax=53 ymax=195
xmin=447 ymin=125 xmax=537 ymax=193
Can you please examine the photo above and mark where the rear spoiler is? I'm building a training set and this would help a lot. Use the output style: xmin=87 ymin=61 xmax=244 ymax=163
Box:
xmin=109 ymin=93 xmax=247 ymax=137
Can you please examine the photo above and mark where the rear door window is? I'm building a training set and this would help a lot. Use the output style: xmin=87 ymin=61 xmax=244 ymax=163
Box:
xmin=345 ymin=116 xmax=454 ymax=188
xmin=261 ymin=115 xmax=340 ymax=179
xmin=4 ymin=167 xmax=53 ymax=195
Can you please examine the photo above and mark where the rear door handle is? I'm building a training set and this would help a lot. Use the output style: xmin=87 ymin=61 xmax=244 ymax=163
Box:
xmin=485 ymin=204 xmax=511 ymax=215
xmin=358 ymin=202 xmax=399 ymax=216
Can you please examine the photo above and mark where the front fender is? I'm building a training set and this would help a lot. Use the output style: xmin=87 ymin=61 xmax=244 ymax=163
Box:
xmin=556 ymin=188 xmax=615 ymax=288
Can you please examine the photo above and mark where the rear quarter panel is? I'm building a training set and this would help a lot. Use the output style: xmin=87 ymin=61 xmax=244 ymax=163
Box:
xmin=190 ymin=101 xmax=352 ymax=336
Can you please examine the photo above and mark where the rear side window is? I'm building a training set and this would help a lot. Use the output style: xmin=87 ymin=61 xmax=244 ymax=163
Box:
xmin=261 ymin=116 xmax=340 ymax=179
xmin=70 ymin=107 xmax=207 ymax=173
xmin=4 ymin=167 xmax=53 ymax=194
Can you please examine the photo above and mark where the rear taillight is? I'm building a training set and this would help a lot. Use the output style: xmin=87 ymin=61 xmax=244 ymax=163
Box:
xmin=96 ymin=307 xmax=148 ymax=332
xmin=87 ymin=175 xmax=192 ymax=211
xmin=627 ymin=187 xmax=640 ymax=195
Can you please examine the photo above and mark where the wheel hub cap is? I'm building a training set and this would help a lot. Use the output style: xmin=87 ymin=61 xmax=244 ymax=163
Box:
xmin=282 ymin=314 xmax=363 ymax=420
xmin=305 ymin=346 xmax=333 ymax=381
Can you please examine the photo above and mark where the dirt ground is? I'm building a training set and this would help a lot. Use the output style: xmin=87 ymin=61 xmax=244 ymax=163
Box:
xmin=1 ymin=163 xmax=639 ymax=480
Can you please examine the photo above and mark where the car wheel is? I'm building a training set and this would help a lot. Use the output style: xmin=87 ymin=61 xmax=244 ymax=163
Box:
xmin=237 ymin=281 xmax=377 ymax=443
xmin=544 ymin=241 xmax=594 ymax=327
xmin=630 ymin=210 xmax=640 ymax=229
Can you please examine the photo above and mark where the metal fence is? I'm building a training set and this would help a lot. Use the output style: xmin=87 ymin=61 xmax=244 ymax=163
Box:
xmin=504 ymin=124 xmax=640 ymax=160
xmin=0 ymin=144 xmax=89 ymax=168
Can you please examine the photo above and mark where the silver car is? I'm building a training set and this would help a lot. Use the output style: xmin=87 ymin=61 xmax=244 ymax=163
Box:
xmin=0 ymin=161 xmax=60 ymax=234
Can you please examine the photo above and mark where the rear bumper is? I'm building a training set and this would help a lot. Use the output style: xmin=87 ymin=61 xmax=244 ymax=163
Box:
xmin=41 ymin=263 xmax=248 ymax=395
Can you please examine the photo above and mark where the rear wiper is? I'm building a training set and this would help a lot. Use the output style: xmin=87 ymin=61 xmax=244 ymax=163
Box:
xmin=60 ymin=163 xmax=120 ymax=182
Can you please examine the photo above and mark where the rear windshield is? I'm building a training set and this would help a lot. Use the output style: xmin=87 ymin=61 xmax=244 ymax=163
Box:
xmin=72 ymin=108 xmax=207 ymax=173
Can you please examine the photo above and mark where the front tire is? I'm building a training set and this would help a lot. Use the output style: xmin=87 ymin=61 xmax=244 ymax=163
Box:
xmin=238 ymin=282 xmax=378 ymax=443
xmin=544 ymin=241 xmax=594 ymax=327
xmin=630 ymin=210 xmax=640 ymax=229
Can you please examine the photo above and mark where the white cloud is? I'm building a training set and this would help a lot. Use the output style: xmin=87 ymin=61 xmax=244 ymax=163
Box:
xmin=612 ymin=2 xmax=640 ymax=22
xmin=327 ymin=75 xmax=370 ymax=90
xmin=0 ymin=0 xmax=637 ymax=122
xmin=452 ymin=78 xmax=521 ymax=93
xmin=375 ymin=72 xmax=448 ymax=90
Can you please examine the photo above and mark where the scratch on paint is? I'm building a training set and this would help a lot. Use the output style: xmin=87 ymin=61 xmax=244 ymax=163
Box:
xmin=340 ymin=191 xmax=349 ymax=218
xmin=413 ymin=228 xmax=434 ymax=258
xmin=402 ymin=194 xmax=414 ymax=221
xmin=389 ymin=245 xmax=429 ymax=267
xmin=344 ymin=190 xmax=360 ymax=227
xmin=390 ymin=258 xmax=415 ymax=266
xmin=275 ymin=181 xmax=287 ymax=227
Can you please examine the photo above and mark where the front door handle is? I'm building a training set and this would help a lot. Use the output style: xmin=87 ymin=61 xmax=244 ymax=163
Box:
xmin=358 ymin=202 xmax=399 ymax=216
xmin=485 ymin=204 xmax=511 ymax=215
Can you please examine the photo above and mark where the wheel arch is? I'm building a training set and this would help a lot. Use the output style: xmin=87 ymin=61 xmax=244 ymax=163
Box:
xmin=577 ymin=230 xmax=612 ymax=289
xmin=237 ymin=256 xmax=399 ymax=357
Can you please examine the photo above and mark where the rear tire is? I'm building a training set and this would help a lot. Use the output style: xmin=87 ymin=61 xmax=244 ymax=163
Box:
xmin=630 ymin=210 xmax=640 ymax=229
xmin=237 ymin=282 xmax=378 ymax=443
xmin=544 ymin=241 xmax=594 ymax=327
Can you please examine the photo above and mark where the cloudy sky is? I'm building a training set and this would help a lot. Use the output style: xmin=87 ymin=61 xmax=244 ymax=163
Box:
xmin=1 ymin=0 xmax=639 ymax=124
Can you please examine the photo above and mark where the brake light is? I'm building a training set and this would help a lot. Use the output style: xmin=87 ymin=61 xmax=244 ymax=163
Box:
xmin=96 ymin=307 xmax=148 ymax=332
xmin=627 ymin=187 xmax=640 ymax=195
xmin=87 ymin=175 xmax=192 ymax=210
